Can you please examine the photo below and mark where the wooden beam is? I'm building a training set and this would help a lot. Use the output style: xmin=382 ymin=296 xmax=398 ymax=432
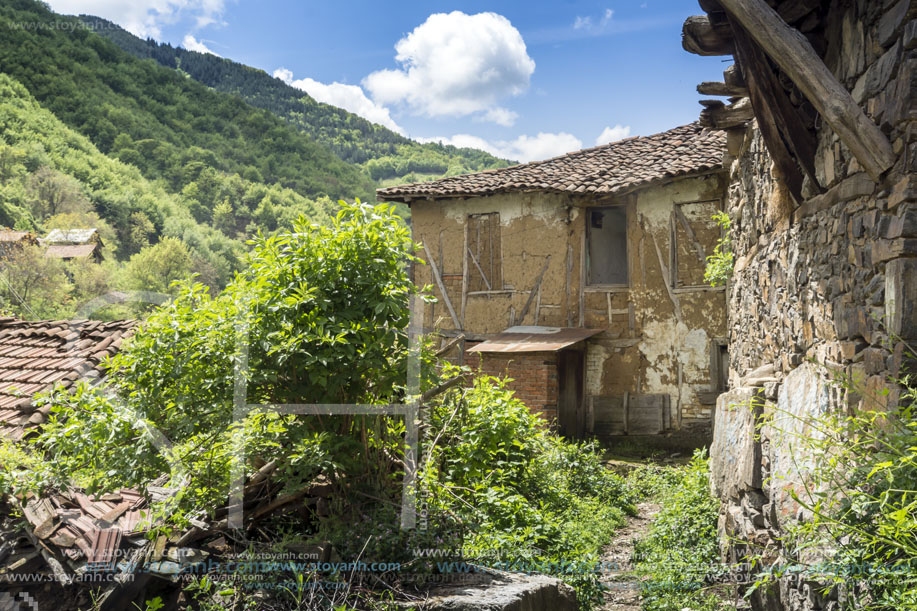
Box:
xmin=697 ymin=81 xmax=749 ymax=97
xmin=422 ymin=242 xmax=462 ymax=331
xmin=730 ymin=23 xmax=806 ymax=200
xmin=731 ymin=22 xmax=820 ymax=195
xmin=466 ymin=247 xmax=492 ymax=291
xmin=673 ymin=205 xmax=706 ymax=263
xmin=518 ymin=255 xmax=551 ymax=325
xmin=699 ymin=97 xmax=755 ymax=129
xmin=682 ymin=15 xmax=735 ymax=56
xmin=717 ymin=0 xmax=895 ymax=181
xmin=461 ymin=222 xmax=469 ymax=324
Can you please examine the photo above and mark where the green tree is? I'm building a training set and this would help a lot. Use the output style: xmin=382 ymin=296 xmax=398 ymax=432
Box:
xmin=0 ymin=245 xmax=73 ymax=318
xmin=122 ymin=237 xmax=193 ymax=294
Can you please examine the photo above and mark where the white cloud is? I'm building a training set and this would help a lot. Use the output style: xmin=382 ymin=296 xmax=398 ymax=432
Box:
xmin=273 ymin=68 xmax=404 ymax=135
xmin=363 ymin=11 xmax=534 ymax=125
xmin=573 ymin=16 xmax=591 ymax=29
xmin=595 ymin=124 xmax=631 ymax=145
xmin=419 ymin=132 xmax=583 ymax=163
xmin=45 ymin=0 xmax=226 ymax=38
xmin=477 ymin=107 xmax=518 ymax=127
xmin=182 ymin=34 xmax=218 ymax=55
xmin=572 ymin=8 xmax=614 ymax=34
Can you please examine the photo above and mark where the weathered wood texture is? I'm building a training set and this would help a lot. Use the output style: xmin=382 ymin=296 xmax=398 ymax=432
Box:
xmin=682 ymin=14 xmax=735 ymax=55
xmin=716 ymin=0 xmax=895 ymax=181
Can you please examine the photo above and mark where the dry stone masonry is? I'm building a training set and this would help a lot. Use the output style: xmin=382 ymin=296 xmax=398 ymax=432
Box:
xmin=693 ymin=0 xmax=917 ymax=609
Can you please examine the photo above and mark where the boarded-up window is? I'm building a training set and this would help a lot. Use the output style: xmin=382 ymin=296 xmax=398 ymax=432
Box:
xmin=466 ymin=213 xmax=502 ymax=291
xmin=673 ymin=200 xmax=721 ymax=287
xmin=587 ymin=206 xmax=627 ymax=285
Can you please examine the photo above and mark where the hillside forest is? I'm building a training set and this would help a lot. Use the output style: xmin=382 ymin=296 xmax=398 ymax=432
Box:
xmin=0 ymin=0 xmax=510 ymax=320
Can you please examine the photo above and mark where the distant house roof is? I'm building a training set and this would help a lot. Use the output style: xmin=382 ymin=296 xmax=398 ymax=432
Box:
xmin=0 ymin=230 xmax=35 ymax=243
xmin=377 ymin=123 xmax=726 ymax=203
xmin=44 ymin=228 xmax=99 ymax=245
xmin=0 ymin=318 xmax=136 ymax=440
xmin=45 ymin=243 xmax=99 ymax=260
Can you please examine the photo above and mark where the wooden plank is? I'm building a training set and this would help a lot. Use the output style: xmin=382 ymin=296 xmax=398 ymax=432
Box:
xmin=579 ymin=233 xmax=586 ymax=327
xmin=422 ymin=242 xmax=462 ymax=330
xmin=517 ymin=256 xmax=551 ymax=325
xmin=466 ymin=247 xmax=492 ymax=291
xmin=717 ymin=0 xmax=895 ymax=181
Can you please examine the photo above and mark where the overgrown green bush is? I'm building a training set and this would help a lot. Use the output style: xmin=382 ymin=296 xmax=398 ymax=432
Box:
xmin=632 ymin=450 xmax=722 ymax=611
xmin=704 ymin=210 xmax=733 ymax=287
xmin=419 ymin=374 xmax=636 ymax=608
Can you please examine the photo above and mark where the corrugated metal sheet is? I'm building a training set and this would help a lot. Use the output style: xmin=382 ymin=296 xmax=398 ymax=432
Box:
xmin=467 ymin=326 xmax=602 ymax=353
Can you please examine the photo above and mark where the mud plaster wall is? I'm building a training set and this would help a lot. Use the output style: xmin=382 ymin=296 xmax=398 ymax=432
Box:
xmin=710 ymin=2 xmax=917 ymax=609
xmin=410 ymin=172 xmax=728 ymax=430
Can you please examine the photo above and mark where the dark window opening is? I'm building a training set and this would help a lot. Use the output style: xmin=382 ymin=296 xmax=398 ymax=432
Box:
xmin=587 ymin=206 xmax=627 ymax=285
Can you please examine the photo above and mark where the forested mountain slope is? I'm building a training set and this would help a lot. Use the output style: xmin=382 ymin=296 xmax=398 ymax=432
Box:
xmin=80 ymin=16 xmax=513 ymax=183
xmin=0 ymin=0 xmax=375 ymax=204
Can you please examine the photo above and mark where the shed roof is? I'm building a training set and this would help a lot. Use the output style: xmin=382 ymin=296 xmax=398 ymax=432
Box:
xmin=467 ymin=326 xmax=603 ymax=353
xmin=0 ymin=317 xmax=136 ymax=440
xmin=377 ymin=123 xmax=725 ymax=203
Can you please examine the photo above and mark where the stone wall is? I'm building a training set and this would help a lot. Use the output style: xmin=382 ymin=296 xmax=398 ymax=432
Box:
xmin=711 ymin=1 xmax=916 ymax=609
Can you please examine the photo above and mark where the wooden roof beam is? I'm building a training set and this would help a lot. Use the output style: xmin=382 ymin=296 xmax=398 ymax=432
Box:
xmin=682 ymin=15 xmax=735 ymax=56
xmin=716 ymin=0 xmax=895 ymax=181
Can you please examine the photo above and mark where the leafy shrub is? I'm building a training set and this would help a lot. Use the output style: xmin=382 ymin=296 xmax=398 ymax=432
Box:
xmin=704 ymin=211 xmax=733 ymax=287
xmin=418 ymin=374 xmax=636 ymax=608
xmin=633 ymin=450 xmax=722 ymax=611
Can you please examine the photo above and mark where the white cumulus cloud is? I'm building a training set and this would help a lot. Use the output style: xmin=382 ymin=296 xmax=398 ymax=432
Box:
xmin=182 ymin=34 xmax=218 ymax=55
xmin=363 ymin=11 xmax=534 ymax=125
xmin=273 ymin=68 xmax=404 ymax=135
xmin=419 ymin=132 xmax=583 ymax=163
xmin=46 ymin=0 xmax=226 ymax=38
xmin=595 ymin=124 xmax=631 ymax=145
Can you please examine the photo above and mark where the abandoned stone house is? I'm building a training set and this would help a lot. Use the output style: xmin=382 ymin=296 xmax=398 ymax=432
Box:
xmin=681 ymin=0 xmax=915 ymax=610
xmin=378 ymin=123 xmax=730 ymax=439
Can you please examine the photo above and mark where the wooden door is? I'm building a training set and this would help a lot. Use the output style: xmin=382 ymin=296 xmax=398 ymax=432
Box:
xmin=558 ymin=350 xmax=585 ymax=438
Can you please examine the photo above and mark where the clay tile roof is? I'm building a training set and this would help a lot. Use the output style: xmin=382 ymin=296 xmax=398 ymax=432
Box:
xmin=45 ymin=243 xmax=98 ymax=259
xmin=0 ymin=318 xmax=136 ymax=440
xmin=377 ymin=122 xmax=726 ymax=202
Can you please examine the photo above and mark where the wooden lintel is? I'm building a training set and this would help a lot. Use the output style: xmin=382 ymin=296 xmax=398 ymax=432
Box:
xmin=718 ymin=0 xmax=895 ymax=181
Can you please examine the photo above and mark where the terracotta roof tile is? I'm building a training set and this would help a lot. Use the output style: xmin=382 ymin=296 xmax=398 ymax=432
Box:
xmin=377 ymin=122 xmax=726 ymax=202
xmin=0 ymin=318 xmax=136 ymax=440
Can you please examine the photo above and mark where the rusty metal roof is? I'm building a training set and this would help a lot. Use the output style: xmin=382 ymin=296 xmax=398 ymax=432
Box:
xmin=467 ymin=326 xmax=603 ymax=353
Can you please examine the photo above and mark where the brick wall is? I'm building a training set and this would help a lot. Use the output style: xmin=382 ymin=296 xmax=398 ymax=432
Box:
xmin=464 ymin=349 xmax=559 ymax=422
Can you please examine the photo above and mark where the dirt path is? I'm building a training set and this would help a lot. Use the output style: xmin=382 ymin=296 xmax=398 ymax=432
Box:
xmin=597 ymin=500 xmax=660 ymax=611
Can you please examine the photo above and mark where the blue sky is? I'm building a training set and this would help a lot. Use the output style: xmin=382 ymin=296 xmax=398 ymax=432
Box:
xmin=48 ymin=0 xmax=728 ymax=161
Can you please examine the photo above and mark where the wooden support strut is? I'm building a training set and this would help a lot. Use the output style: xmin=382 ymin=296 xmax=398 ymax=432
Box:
xmin=715 ymin=0 xmax=895 ymax=181
xmin=517 ymin=255 xmax=551 ymax=325
xmin=422 ymin=241 xmax=462 ymax=331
